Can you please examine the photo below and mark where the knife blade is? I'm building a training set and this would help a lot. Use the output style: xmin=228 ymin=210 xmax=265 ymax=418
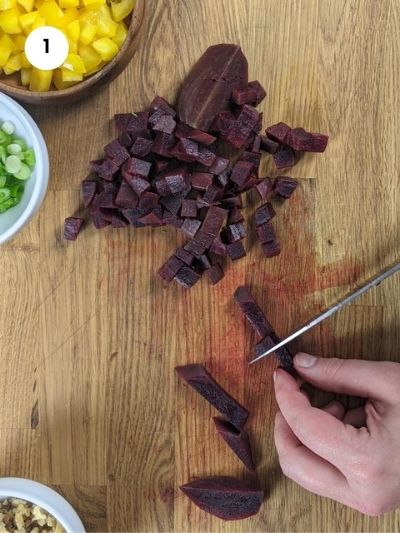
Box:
xmin=249 ymin=259 xmax=400 ymax=365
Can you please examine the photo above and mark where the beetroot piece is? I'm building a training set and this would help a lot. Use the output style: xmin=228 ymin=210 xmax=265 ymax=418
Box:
xmin=130 ymin=137 xmax=153 ymax=157
xmin=254 ymin=202 xmax=276 ymax=226
xmin=115 ymin=181 xmax=138 ymax=208
xmin=104 ymin=139 xmax=130 ymax=167
xmin=222 ymin=223 xmax=246 ymax=243
xmin=273 ymin=176 xmax=298 ymax=199
xmin=234 ymin=286 xmax=294 ymax=373
xmin=181 ymin=199 xmax=198 ymax=218
xmin=285 ymin=127 xmax=329 ymax=153
xmin=124 ymin=175 xmax=150 ymax=196
xmin=214 ymin=418 xmax=255 ymax=471
xmin=266 ymin=122 xmax=291 ymax=144
xmin=180 ymin=477 xmax=263 ymax=520
xmin=196 ymin=146 xmax=217 ymax=167
xmin=152 ymin=131 xmax=175 ymax=157
xmin=162 ymin=211 xmax=183 ymax=228
xmin=273 ymin=146 xmax=297 ymax=169
xmin=152 ymin=113 xmax=176 ymax=134
xmin=178 ymin=44 xmax=248 ymax=131
xmin=226 ymin=241 xmax=246 ymax=261
xmin=227 ymin=207 xmax=244 ymax=225
xmin=176 ymin=364 xmax=249 ymax=429
xmin=191 ymin=172 xmax=213 ymax=191
xmin=206 ymin=263 xmax=224 ymax=284
xmin=63 ymin=217 xmax=84 ymax=240
xmin=150 ymin=96 xmax=176 ymax=116
xmin=118 ymin=132 xmax=133 ymax=148
xmin=175 ymin=123 xmax=217 ymax=146
xmin=114 ymin=112 xmax=149 ymax=134
xmin=138 ymin=191 xmax=159 ymax=210
xmin=175 ymin=247 xmax=194 ymax=265
xmin=202 ymin=205 xmax=227 ymax=236
xmin=170 ymin=138 xmax=199 ymax=162
xmin=92 ymin=158 xmax=119 ymax=181
xmin=255 ymin=178 xmax=273 ymax=200
xmin=184 ymin=230 xmax=214 ymax=258
xmin=232 ymin=80 xmax=266 ymax=106
xmin=174 ymin=266 xmax=201 ymax=288
xmin=260 ymin=135 xmax=279 ymax=154
xmin=241 ymin=150 xmax=261 ymax=170
xmin=230 ymin=160 xmax=253 ymax=187
xmin=210 ymin=236 xmax=227 ymax=256
xmin=81 ymin=180 xmax=97 ymax=208
xmin=209 ymin=156 xmax=229 ymax=175
xmin=181 ymin=218 xmax=202 ymax=238
xmin=158 ymin=256 xmax=184 ymax=282
xmin=111 ymin=213 xmax=129 ymax=228
xmin=122 ymin=157 xmax=151 ymax=178
xmin=224 ymin=105 xmax=261 ymax=149
xmin=261 ymin=239 xmax=281 ymax=257
xmin=256 ymin=222 xmax=277 ymax=244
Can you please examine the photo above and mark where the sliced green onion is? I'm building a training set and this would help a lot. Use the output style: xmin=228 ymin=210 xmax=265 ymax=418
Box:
xmin=0 ymin=198 xmax=17 ymax=213
xmin=12 ymin=139 xmax=27 ymax=151
xmin=1 ymin=121 xmax=15 ymax=135
xmin=8 ymin=183 xmax=23 ymax=198
xmin=5 ymin=155 xmax=22 ymax=175
xmin=0 ymin=131 xmax=11 ymax=145
xmin=23 ymin=149 xmax=36 ymax=167
xmin=7 ymin=143 xmax=22 ymax=155
xmin=0 ymin=176 xmax=6 ymax=188
xmin=14 ymin=162 xmax=31 ymax=181
xmin=0 ymin=188 xmax=11 ymax=202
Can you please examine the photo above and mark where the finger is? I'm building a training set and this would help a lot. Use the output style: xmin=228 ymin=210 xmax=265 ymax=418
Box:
xmin=322 ymin=400 xmax=345 ymax=420
xmin=274 ymin=368 xmax=361 ymax=468
xmin=294 ymin=353 xmax=400 ymax=404
xmin=343 ymin=406 xmax=366 ymax=428
xmin=274 ymin=411 xmax=349 ymax=501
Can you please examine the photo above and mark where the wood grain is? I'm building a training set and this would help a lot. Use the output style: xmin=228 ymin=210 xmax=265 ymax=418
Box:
xmin=0 ymin=0 xmax=399 ymax=531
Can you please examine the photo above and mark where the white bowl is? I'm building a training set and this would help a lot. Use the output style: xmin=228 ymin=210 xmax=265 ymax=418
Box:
xmin=0 ymin=478 xmax=85 ymax=533
xmin=0 ymin=92 xmax=49 ymax=244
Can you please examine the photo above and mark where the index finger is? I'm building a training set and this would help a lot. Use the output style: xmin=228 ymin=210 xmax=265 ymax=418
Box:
xmin=274 ymin=368 xmax=367 ymax=470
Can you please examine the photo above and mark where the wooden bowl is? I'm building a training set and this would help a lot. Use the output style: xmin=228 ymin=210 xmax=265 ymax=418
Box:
xmin=0 ymin=0 xmax=145 ymax=105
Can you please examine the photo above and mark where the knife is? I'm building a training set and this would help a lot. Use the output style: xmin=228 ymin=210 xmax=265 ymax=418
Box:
xmin=249 ymin=259 xmax=400 ymax=365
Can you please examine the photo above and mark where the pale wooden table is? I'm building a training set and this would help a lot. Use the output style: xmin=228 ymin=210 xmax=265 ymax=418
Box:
xmin=1 ymin=0 xmax=399 ymax=531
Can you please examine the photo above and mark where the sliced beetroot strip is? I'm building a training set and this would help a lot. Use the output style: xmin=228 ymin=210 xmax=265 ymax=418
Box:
xmin=214 ymin=418 xmax=255 ymax=471
xmin=180 ymin=476 xmax=263 ymax=520
xmin=175 ymin=364 xmax=249 ymax=429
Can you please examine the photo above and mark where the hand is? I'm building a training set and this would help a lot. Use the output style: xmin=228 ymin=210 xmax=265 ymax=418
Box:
xmin=273 ymin=353 xmax=400 ymax=515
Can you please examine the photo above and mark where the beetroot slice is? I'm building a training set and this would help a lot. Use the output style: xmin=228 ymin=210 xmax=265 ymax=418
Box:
xmin=180 ymin=476 xmax=263 ymax=520
xmin=175 ymin=364 xmax=249 ymax=429
xmin=232 ymin=80 xmax=266 ymax=106
xmin=63 ymin=217 xmax=84 ymax=240
xmin=178 ymin=44 xmax=248 ymax=131
xmin=214 ymin=418 xmax=255 ymax=471
xmin=273 ymin=176 xmax=298 ymax=198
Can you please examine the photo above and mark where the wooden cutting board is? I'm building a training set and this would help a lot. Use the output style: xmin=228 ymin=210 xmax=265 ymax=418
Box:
xmin=1 ymin=0 xmax=399 ymax=531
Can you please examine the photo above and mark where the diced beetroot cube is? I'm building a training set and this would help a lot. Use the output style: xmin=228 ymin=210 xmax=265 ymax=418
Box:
xmin=91 ymin=212 xmax=110 ymax=229
xmin=102 ymin=181 xmax=118 ymax=194
xmin=137 ymin=209 xmax=164 ymax=227
xmin=175 ymin=364 xmax=249 ymax=429
xmin=251 ymin=135 xmax=261 ymax=153
xmin=261 ymin=239 xmax=281 ymax=257
xmin=153 ymin=158 xmax=170 ymax=174
xmin=180 ymin=476 xmax=264 ymax=521
xmin=208 ymin=156 xmax=229 ymax=175
xmin=197 ymin=253 xmax=212 ymax=271
xmin=269 ymin=331 xmax=294 ymax=373
xmin=98 ymin=208 xmax=115 ymax=223
xmin=196 ymin=147 xmax=217 ymax=167
xmin=152 ymin=132 xmax=175 ymax=157
xmin=139 ymin=191 xmax=159 ymax=210
xmin=222 ymin=222 xmax=246 ymax=243
xmin=273 ymin=146 xmax=297 ymax=169
xmin=81 ymin=180 xmax=97 ymax=208
xmin=217 ymin=170 xmax=230 ymax=187
xmin=285 ymin=127 xmax=329 ymax=152
xmin=104 ymin=139 xmax=130 ymax=167
xmin=158 ymin=255 xmax=184 ymax=282
xmin=162 ymin=211 xmax=183 ymax=228
xmin=124 ymin=175 xmax=150 ymax=196
xmin=184 ymin=230 xmax=214 ymax=258
xmin=160 ymin=189 xmax=189 ymax=215
xmin=230 ymin=160 xmax=253 ymax=187
xmin=249 ymin=80 xmax=266 ymax=103
xmin=150 ymin=96 xmax=176 ymax=116
xmin=115 ymin=112 xmax=149 ymax=134
xmin=211 ymin=111 xmax=236 ymax=136
xmin=232 ymin=80 xmax=266 ymax=106
xmin=153 ymin=176 xmax=171 ymax=197
xmin=254 ymin=335 xmax=276 ymax=358
xmin=120 ymin=208 xmax=145 ymax=225
xmin=181 ymin=199 xmax=198 ymax=218
xmin=201 ymin=205 xmax=227 ymax=236
xmin=111 ymin=213 xmax=129 ymax=228
xmin=174 ymin=266 xmax=201 ymax=288
xmin=266 ymin=122 xmax=291 ymax=143
xmin=254 ymin=202 xmax=276 ymax=226
xmin=114 ymin=113 xmax=132 ymax=133
xmin=226 ymin=240 xmax=246 ymax=260
xmin=205 ymin=263 xmax=224 ymax=284
xmin=164 ymin=166 xmax=190 ymax=194
xmin=256 ymin=222 xmax=276 ymax=244
xmin=152 ymin=113 xmax=176 ymax=134
xmin=92 ymin=191 xmax=117 ymax=209
xmin=175 ymin=124 xmax=217 ymax=146
xmin=274 ymin=176 xmax=298 ymax=198
xmin=234 ymin=286 xmax=274 ymax=338
xmin=253 ymin=111 xmax=263 ymax=133
xmin=213 ymin=418 xmax=255 ymax=471
xmin=181 ymin=217 xmax=201 ymax=238
xmin=255 ymin=178 xmax=273 ymax=200
xmin=63 ymin=217 xmax=84 ymax=240
xmin=191 ymin=172 xmax=213 ymax=191
xmin=227 ymin=207 xmax=244 ymax=225
xmin=259 ymin=135 xmax=279 ymax=154
xmin=115 ymin=181 xmax=138 ymax=208
xmin=199 ymin=184 xmax=222 ymax=206
xmin=174 ymin=247 xmax=194 ymax=265
xmin=122 ymin=157 xmax=151 ymax=178
xmin=222 ymin=195 xmax=243 ymax=209
xmin=91 ymin=159 xmax=119 ymax=181
xmin=130 ymin=137 xmax=154 ymax=157
xmin=241 ymin=151 xmax=261 ymax=171
xmin=170 ymin=138 xmax=199 ymax=162
xmin=209 ymin=236 xmax=227 ymax=256
xmin=118 ymin=132 xmax=133 ymax=148
xmin=224 ymin=105 xmax=260 ymax=149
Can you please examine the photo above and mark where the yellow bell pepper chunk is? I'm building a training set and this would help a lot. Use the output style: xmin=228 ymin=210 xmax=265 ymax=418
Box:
xmin=82 ymin=0 xmax=105 ymax=7
xmin=112 ymin=21 xmax=127 ymax=47
xmin=31 ymin=13 xmax=45 ymax=28
xmin=38 ymin=0 xmax=64 ymax=26
xmin=29 ymin=67 xmax=52 ymax=91
xmin=0 ymin=0 xmax=16 ymax=10
xmin=92 ymin=36 xmax=118 ymax=61
xmin=59 ymin=0 xmax=78 ymax=7
xmin=0 ymin=33 xmax=13 ymax=66
xmin=62 ymin=52 xmax=86 ymax=73
xmin=0 ymin=6 xmax=23 ymax=33
xmin=20 ymin=66 xmax=31 ymax=85
xmin=96 ymin=8 xmax=117 ymax=38
xmin=66 ymin=18 xmax=79 ymax=41
xmin=110 ymin=0 xmax=135 ymax=22
xmin=12 ymin=34 xmax=26 ymax=50
xmin=62 ymin=6 xmax=78 ymax=24
xmin=19 ymin=51 xmax=30 ymax=67
xmin=16 ymin=0 xmax=34 ymax=12
xmin=61 ymin=67 xmax=82 ymax=82
xmin=78 ymin=44 xmax=101 ymax=71
xmin=79 ymin=22 xmax=96 ymax=45
xmin=53 ymin=68 xmax=75 ymax=89
xmin=4 ymin=53 xmax=22 ymax=74
xmin=85 ymin=61 xmax=104 ymax=76
xmin=20 ymin=9 xmax=38 ymax=32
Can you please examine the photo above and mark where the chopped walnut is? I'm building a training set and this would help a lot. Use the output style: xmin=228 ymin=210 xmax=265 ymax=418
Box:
xmin=0 ymin=499 xmax=65 ymax=532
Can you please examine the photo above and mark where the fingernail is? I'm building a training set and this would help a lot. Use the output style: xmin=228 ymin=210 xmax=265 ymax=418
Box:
xmin=295 ymin=353 xmax=317 ymax=368
xmin=273 ymin=370 xmax=277 ymax=382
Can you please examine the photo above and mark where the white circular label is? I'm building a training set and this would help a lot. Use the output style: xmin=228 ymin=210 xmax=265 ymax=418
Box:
xmin=25 ymin=26 xmax=69 ymax=70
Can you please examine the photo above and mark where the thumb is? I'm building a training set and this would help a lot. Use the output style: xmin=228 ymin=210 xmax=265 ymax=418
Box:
xmin=294 ymin=353 xmax=400 ymax=404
